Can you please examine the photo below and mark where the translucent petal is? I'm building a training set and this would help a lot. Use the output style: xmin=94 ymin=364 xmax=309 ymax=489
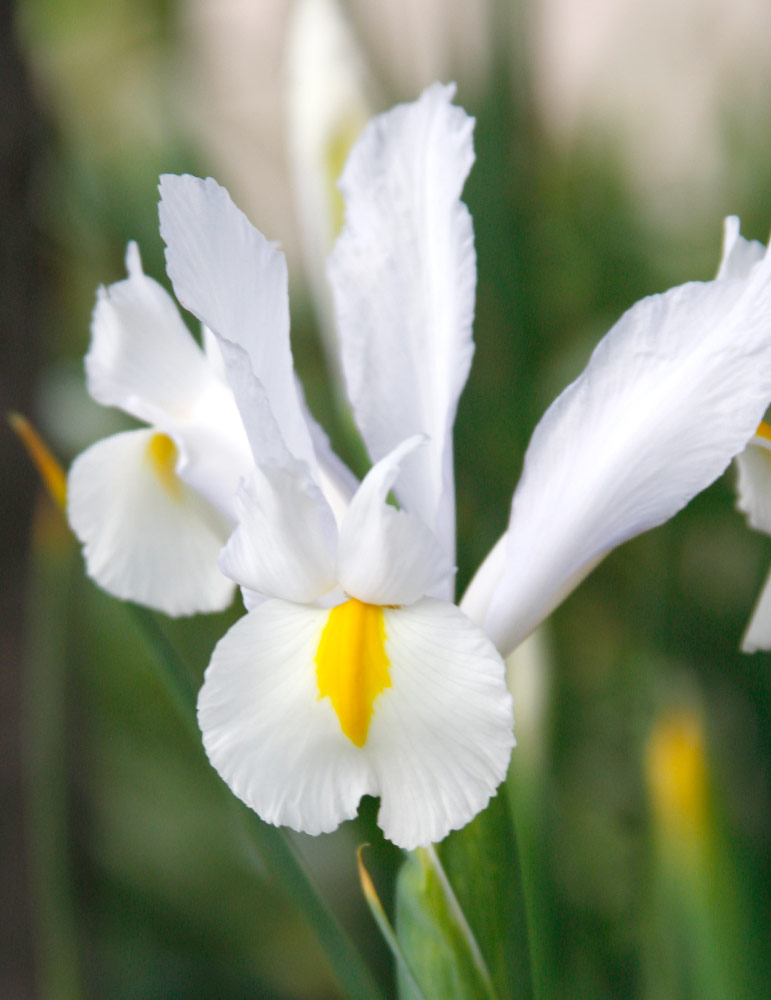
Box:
xmin=328 ymin=82 xmax=476 ymax=571
xmin=86 ymin=242 xmax=212 ymax=424
xmin=219 ymin=463 xmax=337 ymax=603
xmin=68 ymin=429 xmax=234 ymax=616
xmin=338 ymin=437 xmax=453 ymax=605
xmin=717 ymin=216 xmax=766 ymax=281
xmin=468 ymin=244 xmax=771 ymax=656
xmin=158 ymin=174 xmax=316 ymax=468
xmin=735 ymin=432 xmax=771 ymax=535
xmin=735 ymin=432 xmax=771 ymax=653
xmin=198 ymin=597 xmax=513 ymax=848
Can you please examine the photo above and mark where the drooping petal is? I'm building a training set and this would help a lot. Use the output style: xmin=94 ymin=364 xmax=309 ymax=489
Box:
xmin=337 ymin=437 xmax=454 ymax=605
xmin=158 ymin=174 xmax=316 ymax=469
xmin=197 ymin=596 xmax=513 ymax=849
xmin=68 ymin=428 xmax=234 ymax=616
xmin=371 ymin=599 xmax=514 ymax=849
xmin=86 ymin=242 xmax=213 ymax=424
xmin=466 ymin=241 xmax=771 ymax=657
xmin=328 ymin=82 xmax=477 ymax=570
xmin=717 ymin=216 xmax=766 ymax=281
xmin=218 ymin=463 xmax=337 ymax=604
xmin=198 ymin=600 xmax=372 ymax=835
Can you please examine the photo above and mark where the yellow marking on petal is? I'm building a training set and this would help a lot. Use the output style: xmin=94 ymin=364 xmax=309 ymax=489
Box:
xmin=146 ymin=432 xmax=182 ymax=499
xmin=8 ymin=412 xmax=67 ymax=509
xmin=316 ymin=598 xmax=391 ymax=747
xmin=755 ymin=420 xmax=771 ymax=443
xmin=324 ymin=114 xmax=365 ymax=238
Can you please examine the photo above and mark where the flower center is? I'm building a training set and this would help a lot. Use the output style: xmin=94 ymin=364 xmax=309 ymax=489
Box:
xmin=146 ymin=433 xmax=181 ymax=499
xmin=315 ymin=598 xmax=391 ymax=747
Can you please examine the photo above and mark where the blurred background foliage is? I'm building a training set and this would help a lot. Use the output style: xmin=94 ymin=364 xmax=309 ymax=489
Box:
xmin=4 ymin=0 xmax=771 ymax=997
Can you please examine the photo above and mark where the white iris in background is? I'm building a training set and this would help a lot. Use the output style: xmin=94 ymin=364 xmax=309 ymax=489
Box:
xmin=67 ymin=243 xmax=252 ymax=615
xmin=72 ymin=84 xmax=771 ymax=849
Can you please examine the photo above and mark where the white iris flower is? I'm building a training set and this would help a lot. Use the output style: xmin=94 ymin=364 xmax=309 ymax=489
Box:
xmin=67 ymin=243 xmax=252 ymax=616
xmin=74 ymin=83 xmax=771 ymax=849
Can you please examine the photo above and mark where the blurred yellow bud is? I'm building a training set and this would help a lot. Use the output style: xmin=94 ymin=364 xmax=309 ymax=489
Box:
xmin=645 ymin=709 xmax=708 ymax=846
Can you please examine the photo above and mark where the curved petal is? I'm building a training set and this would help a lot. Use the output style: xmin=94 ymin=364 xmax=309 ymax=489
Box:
xmin=371 ymin=599 xmax=514 ymax=849
xmin=158 ymin=174 xmax=316 ymax=469
xmin=741 ymin=566 xmax=771 ymax=653
xmin=735 ymin=427 xmax=771 ymax=534
xmin=198 ymin=600 xmax=372 ymax=835
xmin=86 ymin=242 xmax=213 ymax=424
xmin=338 ymin=437 xmax=453 ymax=605
xmin=717 ymin=216 xmax=766 ymax=281
xmin=328 ymin=82 xmax=476 ymax=570
xmin=735 ymin=429 xmax=771 ymax=653
xmin=197 ymin=597 xmax=513 ymax=848
xmin=467 ymin=242 xmax=771 ymax=657
xmin=219 ymin=463 xmax=337 ymax=604
xmin=68 ymin=429 xmax=234 ymax=616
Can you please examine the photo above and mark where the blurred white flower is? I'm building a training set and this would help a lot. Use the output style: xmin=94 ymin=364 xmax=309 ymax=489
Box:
xmin=67 ymin=244 xmax=252 ymax=616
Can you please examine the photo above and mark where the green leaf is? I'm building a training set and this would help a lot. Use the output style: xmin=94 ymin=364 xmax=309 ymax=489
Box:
xmin=358 ymin=847 xmax=427 ymax=1000
xmin=439 ymin=792 xmax=533 ymax=1000
xmin=395 ymin=845 xmax=499 ymax=1000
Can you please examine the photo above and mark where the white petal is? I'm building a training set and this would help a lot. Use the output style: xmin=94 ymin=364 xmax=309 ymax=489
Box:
xmin=735 ymin=431 xmax=771 ymax=535
xmin=158 ymin=174 xmax=316 ymax=468
xmin=338 ymin=437 xmax=453 ymax=605
xmin=212 ymin=335 xmax=357 ymax=522
xmin=328 ymin=82 xmax=476 ymax=569
xmin=197 ymin=597 xmax=513 ymax=848
xmin=735 ymin=431 xmax=771 ymax=653
xmin=68 ymin=429 xmax=234 ymax=616
xmin=469 ymin=244 xmax=771 ymax=657
xmin=213 ymin=336 xmax=294 ymax=468
xmin=285 ymin=0 xmax=371 ymax=385
xmin=86 ymin=242 xmax=213 ymax=424
xmin=219 ymin=463 xmax=337 ymax=603
xmin=371 ymin=599 xmax=514 ymax=849
xmin=717 ymin=216 xmax=766 ymax=281
xmin=198 ymin=600 xmax=372 ymax=835
xmin=741 ymin=566 xmax=771 ymax=653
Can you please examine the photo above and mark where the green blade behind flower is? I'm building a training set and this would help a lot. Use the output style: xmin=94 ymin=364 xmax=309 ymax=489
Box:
xmin=396 ymin=793 xmax=533 ymax=1000
xmin=395 ymin=843 xmax=502 ymax=1000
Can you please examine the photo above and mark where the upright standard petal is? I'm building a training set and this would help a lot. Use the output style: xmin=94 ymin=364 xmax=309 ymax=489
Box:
xmin=328 ymin=82 xmax=477 ymax=573
xmin=717 ymin=216 xmax=766 ymax=281
xmin=337 ymin=437 xmax=454 ymax=605
xmin=68 ymin=429 xmax=234 ymax=616
xmin=158 ymin=174 xmax=316 ymax=469
xmin=86 ymin=242 xmax=213 ymax=424
xmin=198 ymin=596 xmax=513 ymax=849
xmin=465 ymin=239 xmax=771 ymax=657
xmin=219 ymin=462 xmax=338 ymax=606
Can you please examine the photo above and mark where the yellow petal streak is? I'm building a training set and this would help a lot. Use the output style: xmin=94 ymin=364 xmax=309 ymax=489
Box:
xmin=316 ymin=599 xmax=391 ymax=747
xmin=146 ymin=433 xmax=181 ymax=499
xmin=756 ymin=420 xmax=771 ymax=444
